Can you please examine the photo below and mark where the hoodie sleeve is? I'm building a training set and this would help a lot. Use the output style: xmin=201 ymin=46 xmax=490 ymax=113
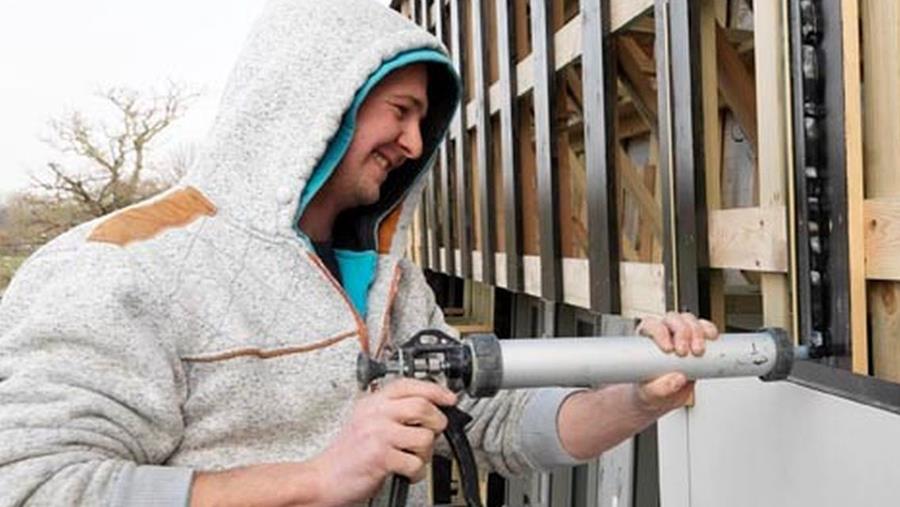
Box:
xmin=0 ymin=244 xmax=192 ymax=506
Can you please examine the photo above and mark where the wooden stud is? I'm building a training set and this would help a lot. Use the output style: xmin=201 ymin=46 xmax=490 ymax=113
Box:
xmin=520 ymin=96 xmax=541 ymax=259
xmin=637 ymin=163 xmax=658 ymax=262
xmin=514 ymin=0 xmax=531 ymax=60
xmin=702 ymin=0 xmax=725 ymax=330
xmin=862 ymin=0 xmax=900 ymax=381
xmin=557 ymin=85 xmax=576 ymax=259
xmin=617 ymin=35 xmax=659 ymax=133
xmin=754 ymin=0 xmax=792 ymax=334
xmin=715 ymin=22 xmax=757 ymax=152
xmin=618 ymin=144 xmax=663 ymax=238
xmin=843 ymin=0 xmax=867 ymax=374
xmin=491 ymin=114 xmax=506 ymax=252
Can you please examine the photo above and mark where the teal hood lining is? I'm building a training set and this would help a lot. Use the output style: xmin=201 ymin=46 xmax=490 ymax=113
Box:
xmin=294 ymin=48 xmax=459 ymax=250
xmin=294 ymin=48 xmax=460 ymax=318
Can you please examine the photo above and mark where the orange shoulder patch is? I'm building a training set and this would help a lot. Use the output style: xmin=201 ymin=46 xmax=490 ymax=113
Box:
xmin=88 ymin=187 xmax=217 ymax=246
xmin=378 ymin=203 xmax=404 ymax=254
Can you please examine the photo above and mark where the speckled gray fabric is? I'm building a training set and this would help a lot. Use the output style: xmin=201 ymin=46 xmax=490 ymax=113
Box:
xmin=0 ymin=1 xmax=578 ymax=505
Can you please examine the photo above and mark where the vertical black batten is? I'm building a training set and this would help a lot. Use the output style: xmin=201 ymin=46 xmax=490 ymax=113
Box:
xmin=472 ymin=0 xmax=496 ymax=284
xmin=436 ymin=0 xmax=455 ymax=275
xmin=530 ymin=0 xmax=562 ymax=302
xmin=450 ymin=0 xmax=473 ymax=279
xmin=665 ymin=0 xmax=707 ymax=314
xmin=429 ymin=166 xmax=442 ymax=271
xmin=817 ymin=0 xmax=850 ymax=364
xmin=417 ymin=0 xmax=434 ymax=270
xmin=654 ymin=0 xmax=677 ymax=310
xmin=496 ymin=0 xmax=523 ymax=292
xmin=582 ymin=0 xmax=621 ymax=314
xmin=788 ymin=0 xmax=815 ymax=354
xmin=789 ymin=0 xmax=851 ymax=364
xmin=439 ymin=144 xmax=455 ymax=273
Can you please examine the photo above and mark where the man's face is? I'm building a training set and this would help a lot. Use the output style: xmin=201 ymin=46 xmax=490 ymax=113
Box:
xmin=328 ymin=64 xmax=429 ymax=209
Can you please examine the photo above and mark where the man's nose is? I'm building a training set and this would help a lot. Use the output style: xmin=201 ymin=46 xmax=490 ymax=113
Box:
xmin=399 ymin=120 xmax=424 ymax=160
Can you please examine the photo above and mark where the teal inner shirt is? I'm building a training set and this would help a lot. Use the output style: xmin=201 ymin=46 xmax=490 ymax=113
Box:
xmin=293 ymin=49 xmax=458 ymax=319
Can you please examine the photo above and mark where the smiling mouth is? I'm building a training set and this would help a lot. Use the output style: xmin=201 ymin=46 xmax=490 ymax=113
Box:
xmin=373 ymin=151 xmax=392 ymax=171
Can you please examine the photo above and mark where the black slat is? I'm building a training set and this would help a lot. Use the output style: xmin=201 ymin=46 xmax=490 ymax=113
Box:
xmin=496 ymin=0 xmax=523 ymax=291
xmin=530 ymin=0 xmax=561 ymax=302
xmin=472 ymin=0 xmax=495 ymax=284
xmin=655 ymin=0 xmax=707 ymax=314
xmin=654 ymin=0 xmax=677 ymax=310
xmin=415 ymin=0 xmax=433 ymax=270
xmin=450 ymin=0 xmax=472 ymax=278
xmin=582 ymin=0 xmax=621 ymax=314
xmin=435 ymin=0 xmax=455 ymax=275
xmin=788 ymin=0 xmax=814 ymax=359
xmin=819 ymin=0 xmax=850 ymax=364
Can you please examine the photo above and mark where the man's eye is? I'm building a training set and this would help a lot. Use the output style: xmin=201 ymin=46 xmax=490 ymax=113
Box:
xmin=391 ymin=104 xmax=408 ymax=117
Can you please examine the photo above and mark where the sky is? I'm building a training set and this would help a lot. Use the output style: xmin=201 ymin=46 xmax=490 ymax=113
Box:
xmin=0 ymin=0 xmax=392 ymax=200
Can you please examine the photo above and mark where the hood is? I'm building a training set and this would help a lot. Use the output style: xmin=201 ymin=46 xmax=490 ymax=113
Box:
xmin=185 ymin=0 xmax=460 ymax=256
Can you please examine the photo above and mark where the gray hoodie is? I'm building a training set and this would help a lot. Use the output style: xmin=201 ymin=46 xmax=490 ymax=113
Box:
xmin=0 ymin=1 xmax=580 ymax=505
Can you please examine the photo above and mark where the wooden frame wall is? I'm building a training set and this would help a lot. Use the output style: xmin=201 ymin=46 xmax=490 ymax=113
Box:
xmin=398 ymin=0 xmax=900 ymax=382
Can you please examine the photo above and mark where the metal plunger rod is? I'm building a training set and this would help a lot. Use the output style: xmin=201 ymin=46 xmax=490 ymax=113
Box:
xmin=468 ymin=329 xmax=796 ymax=395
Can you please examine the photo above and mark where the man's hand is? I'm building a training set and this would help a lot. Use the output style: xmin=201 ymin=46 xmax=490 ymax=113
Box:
xmin=634 ymin=312 xmax=719 ymax=414
xmin=308 ymin=378 xmax=457 ymax=505
xmin=190 ymin=378 xmax=456 ymax=507
xmin=557 ymin=312 xmax=719 ymax=461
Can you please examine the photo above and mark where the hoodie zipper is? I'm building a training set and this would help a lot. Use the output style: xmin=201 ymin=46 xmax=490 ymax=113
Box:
xmin=305 ymin=250 xmax=371 ymax=355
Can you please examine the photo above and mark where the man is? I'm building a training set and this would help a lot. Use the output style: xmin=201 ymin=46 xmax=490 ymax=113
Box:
xmin=0 ymin=1 xmax=716 ymax=505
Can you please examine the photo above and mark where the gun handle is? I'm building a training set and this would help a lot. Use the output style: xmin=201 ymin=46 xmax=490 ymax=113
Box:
xmin=441 ymin=405 xmax=483 ymax=507
xmin=385 ymin=406 xmax=482 ymax=507
xmin=387 ymin=474 xmax=410 ymax=507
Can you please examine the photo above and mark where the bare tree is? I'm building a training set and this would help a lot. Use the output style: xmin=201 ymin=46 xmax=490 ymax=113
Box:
xmin=33 ymin=82 xmax=199 ymax=218
xmin=157 ymin=141 xmax=199 ymax=184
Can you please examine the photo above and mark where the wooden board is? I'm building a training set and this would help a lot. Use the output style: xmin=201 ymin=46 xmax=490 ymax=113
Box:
xmin=753 ymin=1 xmax=792 ymax=333
xmin=864 ymin=198 xmax=900 ymax=281
xmin=843 ymin=0 xmax=868 ymax=374
xmin=862 ymin=0 xmax=900 ymax=382
xmin=462 ymin=4 xmax=653 ymax=132
xmin=708 ymin=207 xmax=787 ymax=272
xmin=561 ymin=258 xmax=665 ymax=317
